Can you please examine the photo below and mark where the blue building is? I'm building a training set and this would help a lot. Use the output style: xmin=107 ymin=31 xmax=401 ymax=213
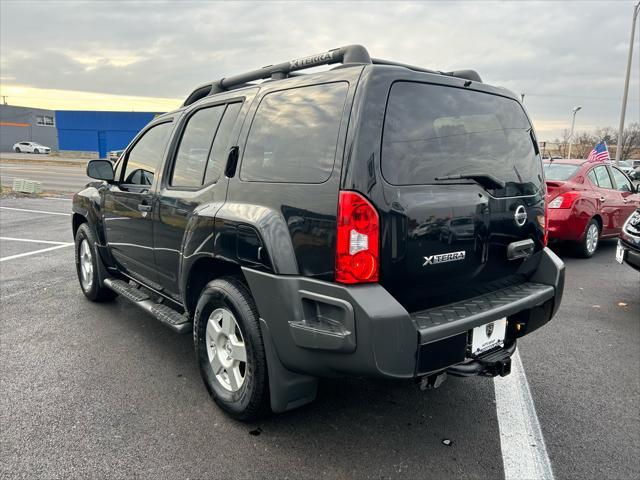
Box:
xmin=55 ymin=110 xmax=160 ymax=158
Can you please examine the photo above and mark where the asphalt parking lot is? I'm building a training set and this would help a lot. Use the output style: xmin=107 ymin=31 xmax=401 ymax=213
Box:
xmin=1 ymin=196 xmax=638 ymax=479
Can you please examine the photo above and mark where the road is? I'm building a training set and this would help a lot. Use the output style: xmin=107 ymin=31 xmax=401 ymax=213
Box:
xmin=0 ymin=197 xmax=638 ymax=479
xmin=0 ymin=162 xmax=90 ymax=192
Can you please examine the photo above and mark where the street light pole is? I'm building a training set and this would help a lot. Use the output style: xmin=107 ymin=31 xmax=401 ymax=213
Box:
xmin=567 ymin=106 xmax=582 ymax=159
xmin=615 ymin=1 xmax=640 ymax=165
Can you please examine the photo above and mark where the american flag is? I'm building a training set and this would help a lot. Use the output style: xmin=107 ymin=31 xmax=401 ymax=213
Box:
xmin=587 ymin=141 xmax=610 ymax=162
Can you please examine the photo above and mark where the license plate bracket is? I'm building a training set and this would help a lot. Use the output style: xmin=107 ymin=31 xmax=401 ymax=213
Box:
xmin=470 ymin=318 xmax=507 ymax=356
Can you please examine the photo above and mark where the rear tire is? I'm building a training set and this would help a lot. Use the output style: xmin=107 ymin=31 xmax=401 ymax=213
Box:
xmin=74 ymin=224 xmax=117 ymax=301
xmin=34 ymin=148 xmax=39 ymax=154
xmin=575 ymin=219 xmax=600 ymax=258
xmin=194 ymin=276 xmax=270 ymax=421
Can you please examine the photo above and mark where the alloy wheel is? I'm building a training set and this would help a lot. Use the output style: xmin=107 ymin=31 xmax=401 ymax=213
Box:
xmin=79 ymin=239 xmax=94 ymax=290
xmin=206 ymin=308 xmax=247 ymax=392
xmin=586 ymin=223 xmax=599 ymax=254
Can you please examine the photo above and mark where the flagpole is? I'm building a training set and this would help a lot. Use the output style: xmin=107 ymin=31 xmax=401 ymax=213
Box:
xmin=615 ymin=1 xmax=640 ymax=166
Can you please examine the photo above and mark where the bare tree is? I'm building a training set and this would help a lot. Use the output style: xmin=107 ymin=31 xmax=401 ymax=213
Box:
xmin=557 ymin=129 xmax=571 ymax=157
xmin=617 ymin=122 xmax=640 ymax=160
xmin=573 ymin=132 xmax=597 ymax=159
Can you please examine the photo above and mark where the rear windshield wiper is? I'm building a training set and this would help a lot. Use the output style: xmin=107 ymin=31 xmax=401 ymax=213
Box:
xmin=434 ymin=173 xmax=506 ymax=190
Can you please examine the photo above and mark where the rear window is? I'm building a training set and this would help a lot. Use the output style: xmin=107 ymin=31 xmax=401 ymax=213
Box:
xmin=240 ymin=82 xmax=348 ymax=183
xmin=382 ymin=82 xmax=542 ymax=197
xmin=543 ymin=163 xmax=579 ymax=181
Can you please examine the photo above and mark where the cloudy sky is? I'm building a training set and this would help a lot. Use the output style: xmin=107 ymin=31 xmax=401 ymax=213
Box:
xmin=1 ymin=0 xmax=638 ymax=140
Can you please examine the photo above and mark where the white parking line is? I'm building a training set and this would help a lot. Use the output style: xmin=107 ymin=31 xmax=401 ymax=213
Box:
xmin=1 ymin=236 xmax=70 ymax=245
xmin=495 ymin=349 xmax=554 ymax=480
xmin=0 ymin=243 xmax=73 ymax=262
xmin=0 ymin=206 xmax=71 ymax=216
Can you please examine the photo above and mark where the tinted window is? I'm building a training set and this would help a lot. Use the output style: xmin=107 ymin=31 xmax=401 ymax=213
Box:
xmin=172 ymin=106 xmax=224 ymax=187
xmin=204 ymin=102 xmax=242 ymax=184
xmin=123 ymin=122 xmax=173 ymax=185
xmin=241 ymin=82 xmax=348 ymax=183
xmin=382 ymin=82 xmax=542 ymax=197
xmin=610 ymin=167 xmax=632 ymax=192
xmin=543 ymin=163 xmax=579 ymax=181
xmin=592 ymin=166 xmax=613 ymax=189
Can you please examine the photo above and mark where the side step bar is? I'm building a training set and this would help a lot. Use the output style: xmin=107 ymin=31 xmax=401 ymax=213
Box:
xmin=104 ymin=278 xmax=192 ymax=334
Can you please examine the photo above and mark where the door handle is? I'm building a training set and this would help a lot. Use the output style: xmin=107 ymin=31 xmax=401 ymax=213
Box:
xmin=599 ymin=196 xmax=606 ymax=202
xmin=138 ymin=204 xmax=152 ymax=212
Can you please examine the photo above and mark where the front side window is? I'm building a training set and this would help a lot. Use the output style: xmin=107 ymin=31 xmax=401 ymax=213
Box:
xmin=241 ymin=82 xmax=348 ymax=183
xmin=610 ymin=167 xmax=632 ymax=192
xmin=171 ymin=106 xmax=225 ymax=188
xmin=382 ymin=82 xmax=542 ymax=197
xmin=592 ymin=165 xmax=613 ymax=189
xmin=122 ymin=122 xmax=173 ymax=186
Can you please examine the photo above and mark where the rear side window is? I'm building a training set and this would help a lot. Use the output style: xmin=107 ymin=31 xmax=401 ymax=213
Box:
xmin=382 ymin=82 xmax=542 ymax=197
xmin=240 ymin=82 xmax=348 ymax=183
xmin=543 ymin=163 xmax=579 ymax=181
xmin=171 ymin=106 xmax=225 ymax=187
xmin=204 ymin=102 xmax=242 ymax=184
xmin=592 ymin=165 xmax=613 ymax=189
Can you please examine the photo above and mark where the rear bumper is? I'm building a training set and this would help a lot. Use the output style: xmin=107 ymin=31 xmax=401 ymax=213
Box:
xmin=243 ymin=247 xmax=564 ymax=380
xmin=547 ymin=207 xmax=589 ymax=242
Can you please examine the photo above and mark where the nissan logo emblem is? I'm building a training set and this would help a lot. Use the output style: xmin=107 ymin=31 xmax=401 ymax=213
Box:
xmin=514 ymin=205 xmax=527 ymax=227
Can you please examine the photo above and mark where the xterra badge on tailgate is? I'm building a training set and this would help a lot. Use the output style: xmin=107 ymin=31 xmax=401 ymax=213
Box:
xmin=423 ymin=251 xmax=466 ymax=266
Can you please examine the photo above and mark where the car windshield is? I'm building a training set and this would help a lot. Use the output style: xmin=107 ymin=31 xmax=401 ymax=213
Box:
xmin=543 ymin=163 xmax=579 ymax=181
xmin=382 ymin=82 xmax=543 ymax=197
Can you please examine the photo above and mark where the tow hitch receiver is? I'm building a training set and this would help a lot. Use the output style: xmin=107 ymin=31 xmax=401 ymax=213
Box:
xmin=484 ymin=357 xmax=511 ymax=377
xmin=447 ymin=341 xmax=516 ymax=377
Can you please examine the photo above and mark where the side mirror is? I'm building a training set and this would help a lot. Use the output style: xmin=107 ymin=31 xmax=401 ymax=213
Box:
xmin=86 ymin=159 xmax=115 ymax=182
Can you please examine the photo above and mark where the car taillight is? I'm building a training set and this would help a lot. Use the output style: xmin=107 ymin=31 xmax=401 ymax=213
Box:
xmin=548 ymin=192 xmax=580 ymax=209
xmin=336 ymin=191 xmax=379 ymax=284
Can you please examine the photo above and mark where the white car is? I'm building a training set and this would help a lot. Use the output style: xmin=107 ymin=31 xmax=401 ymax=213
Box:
xmin=108 ymin=150 xmax=124 ymax=162
xmin=12 ymin=141 xmax=51 ymax=154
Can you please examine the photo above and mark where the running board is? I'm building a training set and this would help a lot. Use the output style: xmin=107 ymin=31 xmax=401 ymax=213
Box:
xmin=103 ymin=279 xmax=192 ymax=334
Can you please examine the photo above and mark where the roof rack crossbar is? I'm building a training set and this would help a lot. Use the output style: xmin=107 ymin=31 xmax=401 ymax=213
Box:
xmin=371 ymin=58 xmax=482 ymax=83
xmin=183 ymin=44 xmax=372 ymax=106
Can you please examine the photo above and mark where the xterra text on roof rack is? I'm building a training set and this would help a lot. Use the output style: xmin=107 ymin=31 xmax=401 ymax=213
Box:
xmin=73 ymin=45 xmax=565 ymax=420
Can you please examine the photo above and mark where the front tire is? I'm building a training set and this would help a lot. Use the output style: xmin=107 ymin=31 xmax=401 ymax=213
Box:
xmin=194 ymin=277 xmax=270 ymax=421
xmin=33 ymin=148 xmax=39 ymax=154
xmin=576 ymin=219 xmax=600 ymax=258
xmin=74 ymin=224 xmax=117 ymax=301
xmin=14 ymin=147 xmax=20 ymax=153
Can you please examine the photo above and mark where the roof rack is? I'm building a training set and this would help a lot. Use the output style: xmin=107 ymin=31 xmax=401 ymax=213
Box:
xmin=183 ymin=45 xmax=482 ymax=106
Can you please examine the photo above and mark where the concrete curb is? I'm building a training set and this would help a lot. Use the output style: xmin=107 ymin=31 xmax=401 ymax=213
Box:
xmin=0 ymin=159 xmax=87 ymax=168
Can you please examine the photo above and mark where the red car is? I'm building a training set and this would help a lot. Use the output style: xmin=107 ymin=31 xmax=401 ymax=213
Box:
xmin=544 ymin=159 xmax=640 ymax=257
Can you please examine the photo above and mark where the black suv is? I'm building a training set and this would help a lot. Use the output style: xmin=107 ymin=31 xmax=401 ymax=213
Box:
xmin=73 ymin=45 xmax=565 ymax=420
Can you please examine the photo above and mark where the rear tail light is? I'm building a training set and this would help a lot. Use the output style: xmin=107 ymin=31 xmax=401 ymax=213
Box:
xmin=548 ymin=191 xmax=580 ymax=209
xmin=336 ymin=191 xmax=379 ymax=284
